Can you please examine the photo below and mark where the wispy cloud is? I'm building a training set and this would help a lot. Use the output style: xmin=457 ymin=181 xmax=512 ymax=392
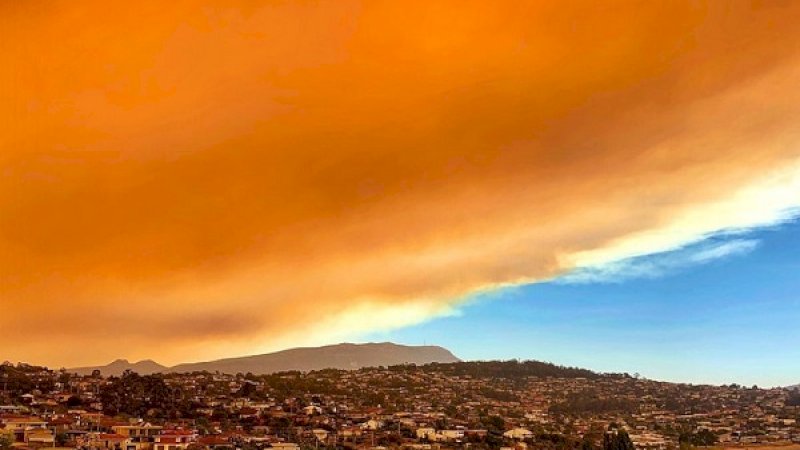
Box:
xmin=688 ymin=239 xmax=761 ymax=264
xmin=558 ymin=239 xmax=761 ymax=284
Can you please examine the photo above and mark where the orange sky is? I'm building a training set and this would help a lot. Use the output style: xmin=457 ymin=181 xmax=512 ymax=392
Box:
xmin=3 ymin=1 xmax=800 ymax=367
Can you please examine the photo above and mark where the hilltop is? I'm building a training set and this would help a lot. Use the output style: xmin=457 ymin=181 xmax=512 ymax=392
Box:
xmin=68 ymin=342 xmax=459 ymax=376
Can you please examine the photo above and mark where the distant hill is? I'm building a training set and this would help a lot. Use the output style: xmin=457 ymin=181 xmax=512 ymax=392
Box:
xmin=169 ymin=342 xmax=460 ymax=374
xmin=68 ymin=342 xmax=460 ymax=376
xmin=70 ymin=359 xmax=167 ymax=376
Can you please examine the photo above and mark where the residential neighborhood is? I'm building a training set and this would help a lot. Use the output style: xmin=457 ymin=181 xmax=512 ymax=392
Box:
xmin=1 ymin=361 xmax=799 ymax=450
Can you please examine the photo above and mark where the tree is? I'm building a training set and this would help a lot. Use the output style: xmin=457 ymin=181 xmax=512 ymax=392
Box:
xmin=604 ymin=430 xmax=635 ymax=450
xmin=237 ymin=382 xmax=257 ymax=398
xmin=787 ymin=390 xmax=800 ymax=407
xmin=58 ymin=370 xmax=71 ymax=385
xmin=56 ymin=432 xmax=69 ymax=447
xmin=100 ymin=371 xmax=175 ymax=417
xmin=482 ymin=415 xmax=505 ymax=449
xmin=679 ymin=429 xmax=717 ymax=447
xmin=0 ymin=436 xmax=12 ymax=450
xmin=67 ymin=395 xmax=83 ymax=407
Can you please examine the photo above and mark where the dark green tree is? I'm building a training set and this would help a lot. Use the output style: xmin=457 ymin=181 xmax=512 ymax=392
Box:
xmin=66 ymin=395 xmax=83 ymax=407
xmin=56 ymin=432 xmax=69 ymax=447
xmin=786 ymin=390 xmax=800 ymax=407
xmin=604 ymin=430 xmax=635 ymax=450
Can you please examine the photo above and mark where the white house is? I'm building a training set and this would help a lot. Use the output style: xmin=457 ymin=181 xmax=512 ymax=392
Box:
xmin=503 ymin=428 xmax=533 ymax=440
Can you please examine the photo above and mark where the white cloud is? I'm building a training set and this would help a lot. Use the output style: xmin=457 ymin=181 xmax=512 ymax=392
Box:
xmin=564 ymin=160 xmax=800 ymax=270
xmin=687 ymin=239 xmax=760 ymax=264
xmin=558 ymin=238 xmax=761 ymax=284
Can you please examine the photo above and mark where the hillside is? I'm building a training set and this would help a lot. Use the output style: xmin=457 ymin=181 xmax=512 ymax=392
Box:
xmin=69 ymin=359 xmax=167 ymax=376
xmin=68 ymin=342 xmax=460 ymax=376
xmin=169 ymin=342 xmax=460 ymax=374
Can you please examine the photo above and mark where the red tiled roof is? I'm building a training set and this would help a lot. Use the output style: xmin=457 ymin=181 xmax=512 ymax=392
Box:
xmin=161 ymin=430 xmax=195 ymax=436
xmin=199 ymin=436 xmax=230 ymax=445
xmin=49 ymin=418 xmax=73 ymax=425
xmin=2 ymin=416 xmax=45 ymax=423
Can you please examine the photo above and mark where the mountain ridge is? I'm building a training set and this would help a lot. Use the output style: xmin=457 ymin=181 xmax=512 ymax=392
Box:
xmin=68 ymin=342 xmax=460 ymax=376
